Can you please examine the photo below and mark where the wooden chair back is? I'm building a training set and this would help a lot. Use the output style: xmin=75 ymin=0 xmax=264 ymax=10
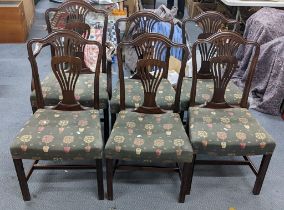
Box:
xmin=45 ymin=0 xmax=108 ymax=72
xmin=27 ymin=30 xmax=103 ymax=111
xmin=117 ymin=33 xmax=189 ymax=114
xmin=190 ymin=31 xmax=260 ymax=108
xmin=182 ymin=11 xmax=239 ymax=79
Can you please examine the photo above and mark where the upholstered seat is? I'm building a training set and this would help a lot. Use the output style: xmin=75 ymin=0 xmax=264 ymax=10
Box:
xmin=110 ymin=79 xmax=176 ymax=113
xmin=10 ymin=109 xmax=103 ymax=160
xmin=105 ymin=110 xmax=193 ymax=163
xmin=30 ymin=73 xmax=108 ymax=109
xmin=180 ymin=77 xmax=242 ymax=110
xmin=189 ymin=107 xmax=276 ymax=156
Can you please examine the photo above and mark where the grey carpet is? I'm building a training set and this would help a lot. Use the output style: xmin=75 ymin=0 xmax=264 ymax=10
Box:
xmin=0 ymin=1 xmax=283 ymax=209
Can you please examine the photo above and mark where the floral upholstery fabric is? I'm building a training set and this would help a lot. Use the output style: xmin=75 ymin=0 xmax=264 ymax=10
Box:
xmin=189 ymin=107 xmax=276 ymax=156
xmin=180 ymin=78 xmax=243 ymax=111
xmin=10 ymin=109 xmax=103 ymax=160
xmin=110 ymin=79 xmax=176 ymax=113
xmin=30 ymin=73 xmax=108 ymax=109
xmin=105 ymin=110 xmax=193 ymax=163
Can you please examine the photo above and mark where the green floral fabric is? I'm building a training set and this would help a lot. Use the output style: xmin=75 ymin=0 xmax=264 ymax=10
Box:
xmin=180 ymin=78 xmax=243 ymax=110
xmin=189 ymin=107 xmax=276 ymax=156
xmin=105 ymin=110 xmax=193 ymax=163
xmin=10 ymin=109 xmax=103 ymax=160
xmin=30 ymin=72 xmax=109 ymax=109
xmin=110 ymin=79 xmax=176 ymax=113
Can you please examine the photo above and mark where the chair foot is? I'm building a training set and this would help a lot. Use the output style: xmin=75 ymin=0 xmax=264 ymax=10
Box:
xmin=186 ymin=154 xmax=196 ymax=195
xmin=252 ymin=154 xmax=272 ymax=195
xmin=111 ymin=113 xmax=116 ymax=129
xmin=103 ymin=108 xmax=110 ymax=143
xmin=106 ymin=159 xmax=113 ymax=200
xmin=32 ymin=106 xmax=37 ymax=114
xmin=96 ymin=159 xmax=104 ymax=200
xmin=13 ymin=159 xmax=31 ymax=201
xmin=179 ymin=162 xmax=191 ymax=203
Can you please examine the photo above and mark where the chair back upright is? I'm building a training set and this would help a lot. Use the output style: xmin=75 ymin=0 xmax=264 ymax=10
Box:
xmin=45 ymin=0 xmax=108 ymax=72
xmin=182 ymin=11 xmax=239 ymax=79
xmin=190 ymin=31 xmax=260 ymax=109
xmin=117 ymin=33 xmax=189 ymax=114
xmin=27 ymin=30 xmax=103 ymax=111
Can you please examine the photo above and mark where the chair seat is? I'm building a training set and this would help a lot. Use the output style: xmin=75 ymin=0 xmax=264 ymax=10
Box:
xmin=30 ymin=73 xmax=109 ymax=109
xmin=189 ymin=107 xmax=276 ymax=156
xmin=180 ymin=78 xmax=243 ymax=111
xmin=10 ymin=109 xmax=103 ymax=160
xmin=105 ymin=110 xmax=193 ymax=163
xmin=110 ymin=79 xmax=176 ymax=113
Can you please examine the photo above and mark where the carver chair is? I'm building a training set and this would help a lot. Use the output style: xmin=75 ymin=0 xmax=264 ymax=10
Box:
xmin=111 ymin=11 xmax=176 ymax=127
xmin=10 ymin=30 xmax=104 ymax=201
xmin=186 ymin=31 xmax=276 ymax=196
xmin=105 ymin=33 xmax=193 ymax=203
xmin=180 ymin=11 xmax=241 ymax=111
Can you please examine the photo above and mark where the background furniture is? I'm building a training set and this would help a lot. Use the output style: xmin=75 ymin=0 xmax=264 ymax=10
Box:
xmin=0 ymin=1 xmax=28 ymax=42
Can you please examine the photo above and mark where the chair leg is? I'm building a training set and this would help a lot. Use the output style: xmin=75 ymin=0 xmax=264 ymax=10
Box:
xmin=103 ymin=108 xmax=110 ymax=143
xmin=13 ymin=159 xmax=31 ymax=201
xmin=178 ymin=162 xmax=191 ymax=203
xmin=253 ymin=154 xmax=272 ymax=195
xmin=106 ymin=159 xmax=113 ymax=200
xmin=111 ymin=113 xmax=116 ymax=129
xmin=32 ymin=106 xmax=37 ymax=114
xmin=186 ymin=154 xmax=196 ymax=195
xmin=179 ymin=111 xmax=184 ymax=123
xmin=96 ymin=159 xmax=104 ymax=200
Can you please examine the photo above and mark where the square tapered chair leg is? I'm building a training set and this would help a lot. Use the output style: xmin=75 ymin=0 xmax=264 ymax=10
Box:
xmin=111 ymin=114 xmax=116 ymax=129
xmin=179 ymin=162 xmax=192 ymax=203
xmin=253 ymin=154 xmax=272 ymax=195
xmin=13 ymin=159 xmax=31 ymax=201
xmin=96 ymin=159 xmax=104 ymax=200
xmin=106 ymin=159 xmax=113 ymax=200
xmin=186 ymin=154 xmax=196 ymax=195
xmin=104 ymin=108 xmax=110 ymax=142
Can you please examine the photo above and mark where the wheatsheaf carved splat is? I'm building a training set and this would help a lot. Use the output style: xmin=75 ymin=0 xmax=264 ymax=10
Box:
xmin=45 ymin=0 xmax=108 ymax=73
xmin=115 ymin=11 xmax=174 ymax=43
xmin=182 ymin=11 xmax=239 ymax=78
xmin=51 ymin=56 xmax=83 ymax=110
xmin=135 ymin=59 xmax=167 ymax=114
xmin=205 ymin=56 xmax=238 ymax=108
xmin=116 ymin=33 xmax=189 ymax=113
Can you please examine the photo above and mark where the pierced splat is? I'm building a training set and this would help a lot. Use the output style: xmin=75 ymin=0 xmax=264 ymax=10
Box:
xmin=204 ymin=56 xmax=238 ymax=109
xmin=182 ymin=11 xmax=239 ymax=78
xmin=117 ymin=33 xmax=190 ymax=113
xmin=115 ymin=12 xmax=174 ymax=43
xmin=115 ymin=12 xmax=174 ymax=78
xmin=129 ymin=37 xmax=171 ymax=79
xmin=134 ymin=59 xmax=167 ymax=114
xmin=65 ymin=22 xmax=90 ymax=39
xmin=51 ymin=56 xmax=83 ymax=111
xmin=27 ymin=30 xmax=103 ymax=110
xmin=190 ymin=31 xmax=260 ymax=108
xmin=64 ymin=22 xmax=91 ymax=73
xmin=45 ymin=1 xmax=108 ymax=73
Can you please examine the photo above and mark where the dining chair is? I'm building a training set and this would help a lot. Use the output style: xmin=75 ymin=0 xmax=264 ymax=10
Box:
xmin=31 ymin=0 xmax=111 ymax=140
xmin=180 ymin=11 xmax=241 ymax=112
xmin=104 ymin=33 xmax=193 ymax=203
xmin=10 ymin=30 xmax=104 ymax=201
xmin=111 ymin=11 xmax=176 ymax=127
xmin=186 ymin=31 xmax=276 ymax=196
